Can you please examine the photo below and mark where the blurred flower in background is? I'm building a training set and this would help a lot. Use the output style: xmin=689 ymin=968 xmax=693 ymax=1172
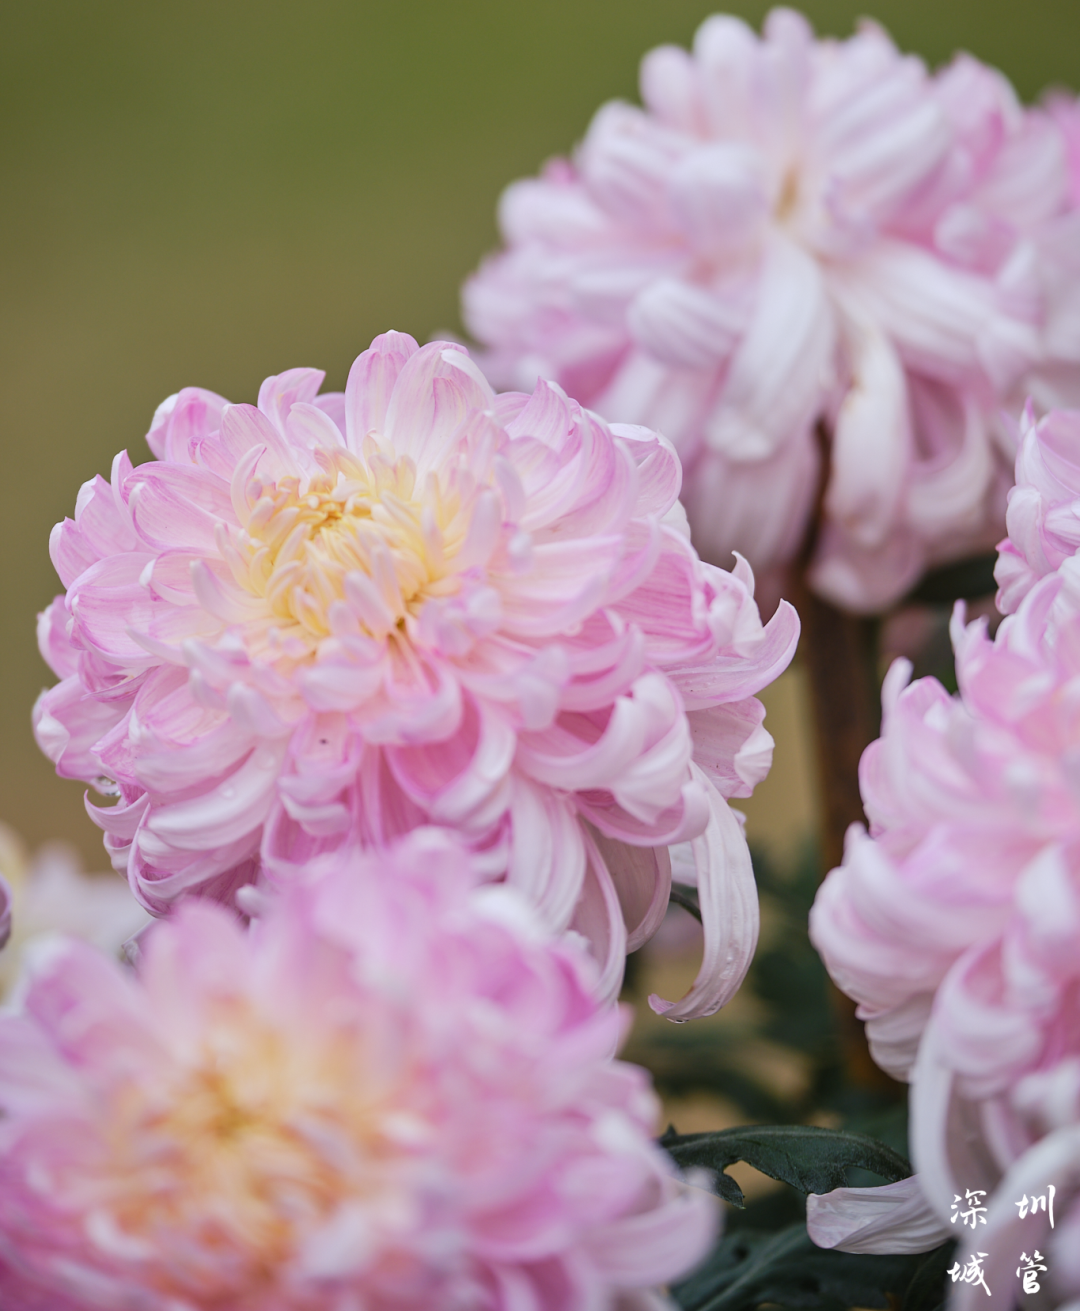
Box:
xmin=808 ymin=405 xmax=1080 ymax=1267
xmin=465 ymin=8 xmax=1080 ymax=613
xmin=0 ymin=822 xmax=148 ymax=1000
xmin=0 ymin=830 xmax=716 ymax=1310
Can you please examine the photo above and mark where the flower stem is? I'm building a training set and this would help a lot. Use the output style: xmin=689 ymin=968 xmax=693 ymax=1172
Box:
xmin=794 ymin=595 xmax=900 ymax=1095
xmin=792 ymin=425 xmax=897 ymax=1097
xmin=793 ymin=582 xmax=879 ymax=876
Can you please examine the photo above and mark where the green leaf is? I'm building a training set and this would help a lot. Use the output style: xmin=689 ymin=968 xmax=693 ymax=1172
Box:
xmin=673 ymin=1226 xmax=812 ymax=1311
xmin=672 ymin=1224 xmax=932 ymax=1311
xmin=902 ymin=1241 xmax=958 ymax=1311
xmin=660 ymin=1124 xmax=910 ymax=1208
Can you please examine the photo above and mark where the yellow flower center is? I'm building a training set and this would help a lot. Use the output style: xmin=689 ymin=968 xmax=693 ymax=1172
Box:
xmin=104 ymin=999 xmax=407 ymax=1295
xmin=775 ymin=166 xmax=801 ymax=225
xmin=227 ymin=443 xmax=472 ymax=655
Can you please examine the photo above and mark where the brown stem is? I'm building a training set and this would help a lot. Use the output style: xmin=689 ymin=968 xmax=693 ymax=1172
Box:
xmin=793 ymin=427 xmax=898 ymax=1096
xmin=793 ymin=584 xmax=899 ymax=1094
xmin=791 ymin=580 xmax=879 ymax=876
xmin=791 ymin=423 xmax=881 ymax=875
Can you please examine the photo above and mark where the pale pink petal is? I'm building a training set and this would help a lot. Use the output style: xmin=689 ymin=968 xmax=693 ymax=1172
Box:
xmin=48 ymin=520 xmax=100 ymax=590
xmin=577 ymin=102 xmax=685 ymax=231
xmin=639 ymin=43 xmax=702 ymax=134
xmin=807 ymin=1175 xmax=951 ymax=1255
xmin=904 ymin=380 xmax=994 ymax=544
xmin=666 ymin=143 xmax=770 ymax=258
xmin=32 ymin=678 xmax=129 ymax=782
xmin=681 ymin=433 xmax=820 ymax=583
xmin=383 ymin=341 xmax=494 ymax=471
xmin=706 ymin=236 xmax=834 ymax=462
xmin=627 ymin=277 xmax=745 ymax=372
xmin=808 ymin=518 xmax=923 ymax=613
xmin=505 ymin=778 xmax=588 ymax=932
xmin=864 ymin=993 xmax=933 ymax=1082
xmin=650 ymin=766 xmax=759 ymax=1020
xmin=591 ymin=833 xmax=672 ymax=954
xmin=128 ymin=464 xmax=236 ymax=551
xmin=387 ymin=699 xmax=515 ymax=831
xmin=825 ymin=323 xmax=911 ymax=550
xmin=145 ymin=386 xmax=229 ymax=462
xmin=572 ymin=832 xmax=630 ymax=1004
xmin=687 ymin=700 xmax=773 ymax=799
xmin=587 ymin=1179 xmax=719 ymax=1286
xmin=142 ymin=741 xmax=288 ymax=850
xmin=343 ymin=330 xmax=419 ymax=449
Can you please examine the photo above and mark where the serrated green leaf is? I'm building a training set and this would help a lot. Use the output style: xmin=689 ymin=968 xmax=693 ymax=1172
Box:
xmin=660 ymin=1123 xmax=910 ymax=1206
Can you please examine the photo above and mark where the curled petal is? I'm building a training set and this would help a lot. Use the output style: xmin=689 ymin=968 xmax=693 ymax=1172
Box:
xmin=142 ymin=742 xmax=288 ymax=851
xmin=573 ymin=831 xmax=630 ymax=1005
xmin=591 ymin=831 xmax=672 ymax=953
xmin=650 ymin=765 xmax=759 ymax=1020
xmin=506 ymin=779 xmax=588 ymax=932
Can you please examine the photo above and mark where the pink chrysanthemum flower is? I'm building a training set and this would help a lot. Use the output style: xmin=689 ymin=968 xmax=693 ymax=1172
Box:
xmin=34 ymin=330 xmax=797 ymax=1018
xmin=994 ymin=404 xmax=1080 ymax=612
xmin=809 ymin=409 xmax=1080 ymax=1245
xmin=0 ymin=830 xmax=717 ymax=1309
xmin=464 ymin=9 xmax=1080 ymax=611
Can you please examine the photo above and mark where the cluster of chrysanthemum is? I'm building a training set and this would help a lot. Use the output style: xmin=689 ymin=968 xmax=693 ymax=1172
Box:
xmin=465 ymin=8 xmax=1080 ymax=613
xmin=10 ymin=8 xmax=1080 ymax=1305
xmin=0 ymin=320 xmax=816 ymax=1306
xmin=808 ymin=405 xmax=1080 ymax=1300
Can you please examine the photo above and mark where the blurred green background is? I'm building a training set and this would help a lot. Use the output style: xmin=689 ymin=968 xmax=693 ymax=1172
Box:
xmin=2 ymin=0 xmax=1078 ymax=862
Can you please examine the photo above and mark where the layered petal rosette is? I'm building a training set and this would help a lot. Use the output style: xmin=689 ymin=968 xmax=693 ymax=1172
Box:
xmin=464 ymin=8 xmax=1080 ymax=611
xmin=0 ymin=830 xmax=717 ymax=1309
xmin=995 ymin=403 xmax=1080 ymax=612
xmin=34 ymin=331 xmax=797 ymax=1016
xmin=810 ymin=409 xmax=1080 ymax=1241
